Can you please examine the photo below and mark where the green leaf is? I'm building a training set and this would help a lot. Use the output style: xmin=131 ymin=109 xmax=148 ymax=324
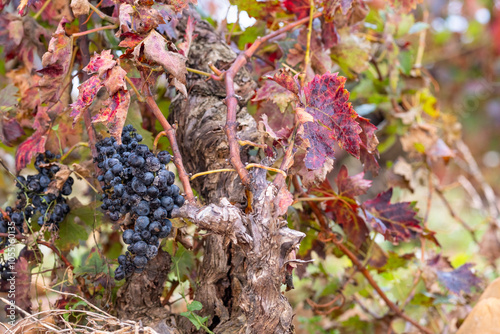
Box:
xmin=187 ymin=300 xmax=203 ymax=312
xmin=55 ymin=219 xmax=88 ymax=251
xmin=73 ymin=251 xmax=108 ymax=275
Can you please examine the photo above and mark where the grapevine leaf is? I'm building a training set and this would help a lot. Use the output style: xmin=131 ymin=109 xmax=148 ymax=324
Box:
xmin=0 ymin=253 xmax=32 ymax=314
xmin=321 ymin=20 xmax=339 ymax=49
xmin=336 ymin=165 xmax=371 ymax=198
xmin=17 ymin=0 xmax=41 ymax=16
xmin=15 ymin=129 xmax=48 ymax=172
xmin=1 ymin=118 xmax=25 ymax=146
xmin=39 ymin=16 xmax=72 ymax=102
xmin=332 ymin=28 xmax=372 ymax=74
xmin=92 ymin=90 xmax=131 ymax=143
xmin=178 ymin=16 xmax=196 ymax=57
xmin=103 ymin=66 xmax=127 ymax=96
xmin=187 ymin=301 xmax=203 ymax=312
xmin=436 ymin=263 xmax=481 ymax=295
xmin=363 ymin=188 xmax=421 ymax=243
xmin=56 ymin=217 xmax=89 ymax=251
xmin=275 ymin=187 xmax=294 ymax=216
xmin=84 ymin=50 xmax=117 ymax=77
xmin=70 ymin=75 xmax=104 ymax=125
xmin=118 ymin=32 xmax=144 ymax=49
xmin=267 ymin=68 xmax=300 ymax=96
xmin=134 ymin=30 xmax=187 ymax=84
xmin=283 ymin=0 xmax=310 ymax=19
xmin=427 ymin=256 xmax=481 ymax=294
xmin=300 ymin=72 xmax=362 ymax=169
xmin=253 ymin=79 xmax=296 ymax=112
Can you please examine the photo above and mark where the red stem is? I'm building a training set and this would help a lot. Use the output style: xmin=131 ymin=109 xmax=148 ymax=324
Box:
xmin=224 ymin=12 xmax=322 ymax=188
xmin=0 ymin=233 xmax=73 ymax=270
xmin=144 ymin=96 xmax=195 ymax=203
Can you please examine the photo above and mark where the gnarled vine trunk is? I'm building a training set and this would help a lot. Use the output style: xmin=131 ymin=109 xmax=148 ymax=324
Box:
xmin=116 ymin=11 xmax=304 ymax=334
xmin=169 ymin=12 xmax=303 ymax=334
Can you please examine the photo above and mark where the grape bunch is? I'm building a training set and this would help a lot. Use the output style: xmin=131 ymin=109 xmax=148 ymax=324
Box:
xmin=95 ymin=125 xmax=185 ymax=280
xmin=0 ymin=151 xmax=73 ymax=247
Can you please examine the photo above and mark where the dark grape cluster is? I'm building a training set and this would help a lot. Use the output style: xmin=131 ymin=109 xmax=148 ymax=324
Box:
xmin=95 ymin=125 xmax=185 ymax=280
xmin=0 ymin=151 xmax=73 ymax=247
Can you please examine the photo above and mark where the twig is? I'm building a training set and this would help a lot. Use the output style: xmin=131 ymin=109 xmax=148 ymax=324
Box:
xmin=71 ymin=24 xmax=118 ymax=38
xmin=0 ymin=233 xmax=74 ymax=269
xmin=330 ymin=234 xmax=432 ymax=334
xmin=144 ymin=96 xmax=195 ymax=203
xmin=61 ymin=142 xmax=89 ymax=162
xmin=238 ymin=139 xmax=267 ymax=149
xmin=302 ymin=0 xmax=315 ymax=85
xmin=435 ymin=186 xmax=478 ymax=243
xmin=414 ymin=10 xmax=428 ymax=77
xmin=190 ymin=163 xmax=287 ymax=181
xmin=33 ymin=0 xmax=52 ymax=20
xmin=223 ymin=12 xmax=322 ymax=189
xmin=125 ymin=76 xmax=145 ymax=102
xmin=153 ymin=130 xmax=167 ymax=151
xmin=88 ymin=3 xmax=118 ymax=24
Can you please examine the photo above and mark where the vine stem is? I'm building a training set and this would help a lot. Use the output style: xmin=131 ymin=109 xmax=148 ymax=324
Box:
xmin=88 ymin=3 xmax=118 ymax=24
xmin=33 ymin=0 xmax=52 ymax=20
xmin=190 ymin=163 xmax=286 ymax=181
xmin=71 ymin=24 xmax=118 ymax=38
xmin=0 ymin=233 xmax=73 ymax=269
xmin=144 ymin=96 xmax=195 ymax=203
xmin=291 ymin=176 xmax=431 ymax=333
xmin=302 ymin=0 xmax=315 ymax=85
xmin=223 ymin=12 xmax=322 ymax=189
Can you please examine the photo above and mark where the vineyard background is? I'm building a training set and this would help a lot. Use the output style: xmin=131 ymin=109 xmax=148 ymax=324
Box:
xmin=0 ymin=0 xmax=499 ymax=333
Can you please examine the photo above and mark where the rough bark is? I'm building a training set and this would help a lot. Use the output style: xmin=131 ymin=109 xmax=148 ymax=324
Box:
xmin=169 ymin=12 xmax=304 ymax=334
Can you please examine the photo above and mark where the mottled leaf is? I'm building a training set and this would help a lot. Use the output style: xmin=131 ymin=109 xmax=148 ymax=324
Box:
xmin=230 ymin=0 xmax=280 ymax=19
xmin=118 ymin=32 xmax=144 ymax=49
xmin=253 ymin=79 xmax=296 ymax=112
xmin=84 ymin=50 xmax=117 ymax=77
xmin=103 ymin=66 xmax=127 ymax=96
xmin=363 ymin=188 xmax=421 ymax=243
xmin=300 ymin=72 xmax=362 ymax=169
xmin=15 ymin=129 xmax=48 ymax=172
xmin=1 ymin=118 xmax=25 ymax=146
xmin=283 ymin=0 xmax=310 ymax=19
xmin=178 ymin=16 xmax=196 ymax=57
xmin=134 ymin=30 xmax=187 ymax=84
xmin=92 ymin=90 xmax=130 ymax=143
xmin=39 ymin=17 xmax=72 ymax=102
xmin=267 ymin=68 xmax=299 ymax=96
xmin=70 ymin=75 xmax=104 ymax=125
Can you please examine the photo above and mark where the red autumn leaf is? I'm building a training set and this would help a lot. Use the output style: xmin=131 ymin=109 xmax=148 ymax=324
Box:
xmin=39 ymin=16 xmax=72 ymax=103
xmin=336 ymin=165 xmax=371 ymax=198
xmin=363 ymin=188 xmax=421 ymax=243
xmin=92 ymin=90 xmax=131 ymax=143
xmin=253 ymin=79 xmax=296 ymax=112
xmin=300 ymin=72 xmax=362 ymax=169
xmin=103 ymin=66 xmax=127 ymax=96
xmin=178 ymin=16 xmax=196 ymax=57
xmin=315 ymin=170 xmax=370 ymax=248
xmin=131 ymin=7 xmax=165 ymax=34
xmin=2 ymin=118 xmax=25 ymax=146
xmin=118 ymin=32 xmax=144 ymax=49
xmin=134 ymin=30 xmax=187 ymax=85
xmin=283 ymin=0 xmax=310 ymax=19
xmin=15 ymin=129 xmax=47 ymax=172
xmin=84 ymin=50 xmax=117 ymax=77
xmin=321 ymin=20 xmax=339 ymax=49
xmin=267 ymin=68 xmax=299 ymax=96
xmin=17 ymin=0 xmax=42 ymax=16
xmin=70 ymin=75 xmax=104 ymax=125
xmin=357 ymin=115 xmax=380 ymax=174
